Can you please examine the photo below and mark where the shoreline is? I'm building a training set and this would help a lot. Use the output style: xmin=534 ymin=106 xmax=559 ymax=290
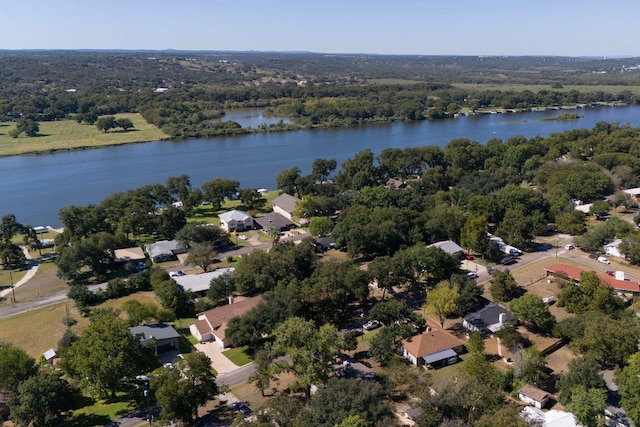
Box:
xmin=0 ymin=102 xmax=631 ymax=158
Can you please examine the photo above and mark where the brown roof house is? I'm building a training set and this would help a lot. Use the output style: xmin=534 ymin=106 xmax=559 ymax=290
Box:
xmin=189 ymin=295 xmax=262 ymax=348
xmin=272 ymin=193 xmax=300 ymax=221
xmin=401 ymin=326 xmax=465 ymax=368
xmin=518 ymin=384 xmax=550 ymax=409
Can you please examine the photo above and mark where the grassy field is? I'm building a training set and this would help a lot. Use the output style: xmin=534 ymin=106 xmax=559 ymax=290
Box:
xmin=0 ymin=113 xmax=168 ymax=157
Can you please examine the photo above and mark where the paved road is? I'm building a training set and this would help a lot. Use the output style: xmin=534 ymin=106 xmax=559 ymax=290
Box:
xmin=216 ymin=362 xmax=256 ymax=387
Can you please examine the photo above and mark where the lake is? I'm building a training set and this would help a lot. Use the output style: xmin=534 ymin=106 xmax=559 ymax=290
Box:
xmin=2 ymin=105 xmax=640 ymax=227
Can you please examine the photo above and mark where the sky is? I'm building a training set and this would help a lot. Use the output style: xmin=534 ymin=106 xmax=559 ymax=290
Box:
xmin=3 ymin=0 xmax=640 ymax=57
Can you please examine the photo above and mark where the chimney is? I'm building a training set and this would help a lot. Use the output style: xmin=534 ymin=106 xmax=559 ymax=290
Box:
xmin=499 ymin=312 xmax=506 ymax=324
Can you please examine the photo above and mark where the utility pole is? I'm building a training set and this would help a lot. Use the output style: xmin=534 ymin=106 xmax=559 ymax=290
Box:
xmin=10 ymin=271 xmax=15 ymax=304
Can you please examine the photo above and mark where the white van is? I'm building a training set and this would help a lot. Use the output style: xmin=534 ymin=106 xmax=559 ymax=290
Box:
xmin=598 ymin=256 xmax=610 ymax=265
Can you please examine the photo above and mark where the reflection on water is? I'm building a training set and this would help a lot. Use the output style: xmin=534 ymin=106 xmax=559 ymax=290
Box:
xmin=220 ymin=108 xmax=291 ymax=128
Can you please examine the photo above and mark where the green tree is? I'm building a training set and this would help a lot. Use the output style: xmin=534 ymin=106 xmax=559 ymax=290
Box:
xmin=302 ymin=378 xmax=394 ymax=427
xmin=115 ymin=117 xmax=134 ymax=131
xmin=308 ymin=216 xmax=334 ymax=237
xmin=475 ymin=405 xmax=530 ymax=427
xmin=95 ymin=116 xmax=117 ymax=132
xmin=509 ymin=293 xmax=556 ymax=333
xmin=60 ymin=309 xmax=156 ymax=398
xmin=121 ymin=300 xmax=158 ymax=326
xmin=8 ymin=368 xmax=74 ymax=427
xmin=619 ymin=232 xmax=640 ymax=265
xmin=555 ymin=210 xmax=586 ymax=235
xmin=151 ymin=352 xmax=218 ymax=424
xmin=0 ymin=342 xmax=37 ymax=392
xmin=460 ymin=214 xmax=490 ymax=256
xmin=425 ymin=282 xmax=459 ymax=327
xmin=207 ymin=270 xmax=236 ymax=303
xmin=615 ymin=352 xmax=640 ymax=425
xmin=200 ymin=178 xmax=239 ymax=210
xmin=272 ymin=317 xmax=341 ymax=400
xmin=557 ymin=357 xmax=606 ymax=406
xmin=248 ymin=349 xmax=276 ymax=397
xmin=10 ymin=117 xmax=39 ymax=138
xmin=239 ymin=188 xmax=267 ymax=210
xmin=589 ymin=200 xmax=610 ymax=218
xmin=276 ymin=167 xmax=303 ymax=198
xmin=566 ymin=386 xmax=606 ymax=427
xmin=489 ymin=269 xmax=519 ymax=303
xmin=513 ymin=347 xmax=548 ymax=386
xmin=185 ymin=241 xmax=217 ymax=272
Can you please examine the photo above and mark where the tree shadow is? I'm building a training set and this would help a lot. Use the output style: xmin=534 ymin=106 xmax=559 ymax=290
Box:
xmin=69 ymin=413 xmax=112 ymax=427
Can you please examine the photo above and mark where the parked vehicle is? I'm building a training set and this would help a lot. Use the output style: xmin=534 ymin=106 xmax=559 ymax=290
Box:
xmin=233 ymin=402 xmax=252 ymax=418
xmin=542 ymin=296 xmax=556 ymax=304
xmin=486 ymin=266 xmax=496 ymax=275
xmin=467 ymin=272 xmax=478 ymax=279
xmin=598 ymin=256 xmax=611 ymax=265
xmin=606 ymin=270 xmax=615 ymax=276
xmin=588 ymin=254 xmax=599 ymax=260
xmin=363 ymin=320 xmax=381 ymax=331
xmin=500 ymin=256 xmax=517 ymax=265
xmin=564 ymin=244 xmax=574 ymax=250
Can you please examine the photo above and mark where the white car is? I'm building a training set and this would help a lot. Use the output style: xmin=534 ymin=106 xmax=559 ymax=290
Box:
xmin=467 ymin=272 xmax=478 ymax=279
xmin=363 ymin=320 xmax=381 ymax=331
xmin=564 ymin=244 xmax=574 ymax=250
xmin=598 ymin=256 xmax=611 ymax=265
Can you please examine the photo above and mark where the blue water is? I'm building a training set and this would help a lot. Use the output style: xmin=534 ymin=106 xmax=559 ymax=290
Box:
xmin=1 ymin=105 xmax=639 ymax=226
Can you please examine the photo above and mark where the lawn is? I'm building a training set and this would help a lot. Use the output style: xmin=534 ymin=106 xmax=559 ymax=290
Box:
xmin=70 ymin=392 xmax=140 ymax=427
xmin=222 ymin=346 xmax=253 ymax=366
xmin=0 ymin=113 xmax=168 ymax=157
xmin=7 ymin=261 xmax=69 ymax=303
xmin=0 ymin=301 xmax=89 ymax=358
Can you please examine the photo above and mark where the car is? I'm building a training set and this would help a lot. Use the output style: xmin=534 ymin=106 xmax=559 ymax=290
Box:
xmin=465 ymin=253 xmax=474 ymax=260
xmin=564 ymin=244 xmax=575 ymax=250
xmin=606 ymin=270 xmax=615 ymax=276
xmin=500 ymin=256 xmax=517 ymax=265
xmin=588 ymin=253 xmax=599 ymax=260
xmin=136 ymin=261 xmax=146 ymax=270
xmin=233 ymin=402 xmax=252 ymax=418
xmin=238 ymin=234 xmax=248 ymax=240
xmin=486 ymin=266 xmax=495 ymax=275
xmin=169 ymin=270 xmax=185 ymax=278
xmin=542 ymin=296 xmax=556 ymax=304
xmin=467 ymin=272 xmax=478 ymax=279
xmin=598 ymin=256 xmax=611 ymax=265
xmin=363 ymin=320 xmax=381 ymax=331
xmin=211 ymin=258 xmax=221 ymax=264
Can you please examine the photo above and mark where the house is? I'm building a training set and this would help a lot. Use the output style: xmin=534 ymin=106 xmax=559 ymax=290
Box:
xmin=218 ymin=210 xmax=254 ymax=233
xmin=397 ymin=403 xmax=423 ymax=424
xmin=518 ymin=384 xmax=550 ymax=409
xmin=254 ymin=213 xmax=294 ymax=232
xmin=189 ymin=295 xmax=262 ymax=348
xmin=401 ymin=326 xmax=465 ymax=368
xmin=544 ymin=263 xmax=640 ymax=293
xmin=145 ymin=240 xmax=187 ymax=263
xmin=129 ymin=323 xmax=180 ymax=354
xmin=272 ymin=193 xmax=300 ymax=221
xmin=114 ymin=246 xmax=146 ymax=263
xmin=174 ymin=267 xmax=235 ymax=294
xmin=521 ymin=407 xmax=580 ymax=427
xmin=462 ymin=299 xmax=515 ymax=335
xmin=604 ymin=239 xmax=625 ymax=259
xmin=427 ymin=240 xmax=465 ymax=258
xmin=314 ymin=236 xmax=336 ymax=252
xmin=384 ymin=178 xmax=407 ymax=189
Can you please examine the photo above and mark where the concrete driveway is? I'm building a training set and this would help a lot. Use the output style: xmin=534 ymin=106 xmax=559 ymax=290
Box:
xmin=195 ymin=342 xmax=240 ymax=374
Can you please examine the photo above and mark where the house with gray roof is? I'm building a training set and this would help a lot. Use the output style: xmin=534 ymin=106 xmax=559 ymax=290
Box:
xmin=145 ymin=240 xmax=187 ymax=263
xmin=462 ymin=298 xmax=515 ymax=335
xmin=218 ymin=210 xmax=254 ymax=232
xmin=129 ymin=323 xmax=180 ymax=354
xmin=254 ymin=213 xmax=294 ymax=232
xmin=272 ymin=193 xmax=300 ymax=221
xmin=428 ymin=240 xmax=465 ymax=257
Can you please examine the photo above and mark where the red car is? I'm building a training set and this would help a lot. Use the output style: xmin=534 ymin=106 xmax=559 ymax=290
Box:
xmin=606 ymin=270 xmax=615 ymax=276
xmin=465 ymin=253 xmax=474 ymax=260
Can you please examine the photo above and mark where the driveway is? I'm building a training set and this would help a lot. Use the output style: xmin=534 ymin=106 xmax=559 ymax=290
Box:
xmin=195 ymin=342 xmax=241 ymax=374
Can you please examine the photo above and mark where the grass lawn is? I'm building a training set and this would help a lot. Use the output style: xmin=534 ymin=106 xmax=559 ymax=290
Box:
xmin=6 ymin=261 xmax=69 ymax=303
xmin=222 ymin=346 xmax=252 ymax=366
xmin=0 ymin=113 xmax=168 ymax=157
xmin=70 ymin=393 xmax=140 ymax=427
xmin=0 ymin=301 xmax=89 ymax=358
xmin=0 ymin=268 xmax=28 ymax=293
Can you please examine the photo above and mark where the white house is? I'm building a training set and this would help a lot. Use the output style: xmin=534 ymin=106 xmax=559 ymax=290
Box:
xmin=604 ymin=239 xmax=625 ymax=259
xmin=218 ymin=210 xmax=254 ymax=233
xmin=272 ymin=193 xmax=300 ymax=221
xmin=518 ymin=384 xmax=550 ymax=409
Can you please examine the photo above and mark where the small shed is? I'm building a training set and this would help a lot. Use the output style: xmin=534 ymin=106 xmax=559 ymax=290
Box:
xmin=518 ymin=384 xmax=550 ymax=409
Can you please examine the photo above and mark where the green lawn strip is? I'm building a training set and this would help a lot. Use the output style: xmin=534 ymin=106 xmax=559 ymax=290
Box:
xmin=0 ymin=268 xmax=28 ymax=290
xmin=70 ymin=392 xmax=139 ymax=427
xmin=0 ymin=113 xmax=168 ymax=157
xmin=171 ymin=317 xmax=199 ymax=349
xmin=222 ymin=346 xmax=253 ymax=366
xmin=361 ymin=328 xmax=381 ymax=343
